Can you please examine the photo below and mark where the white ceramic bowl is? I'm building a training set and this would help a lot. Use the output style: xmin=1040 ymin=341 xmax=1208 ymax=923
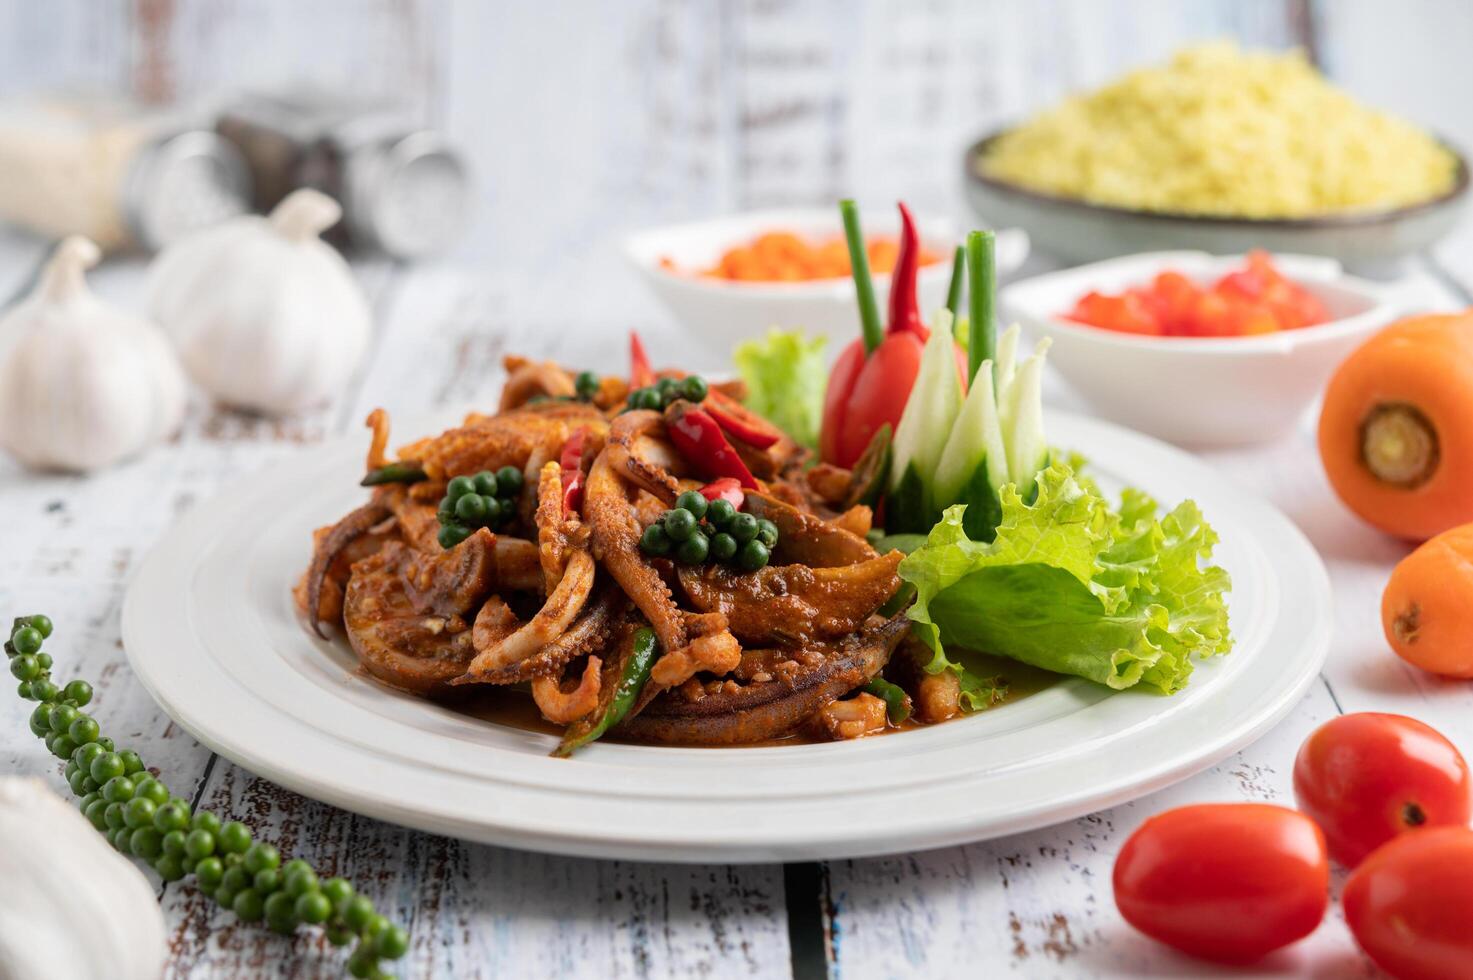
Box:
xmin=999 ymin=251 xmax=1401 ymax=447
xmin=625 ymin=208 xmax=1029 ymax=348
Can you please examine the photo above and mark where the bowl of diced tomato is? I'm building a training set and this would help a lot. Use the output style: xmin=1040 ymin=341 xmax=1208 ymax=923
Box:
xmin=625 ymin=208 xmax=1029 ymax=348
xmin=1000 ymin=251 xmax=1400 ymax=446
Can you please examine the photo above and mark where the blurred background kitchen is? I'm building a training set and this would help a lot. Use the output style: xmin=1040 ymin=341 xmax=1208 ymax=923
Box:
xmin=1 ymin=1 xmax=1469 ymax=373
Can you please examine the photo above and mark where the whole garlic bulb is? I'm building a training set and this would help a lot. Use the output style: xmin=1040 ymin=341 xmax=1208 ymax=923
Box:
xmin=145 ymin=188 xmax=371 ymax=416
xmin=0 ymin=236 xmax=187 ymax=472
xmin=0 ymin=777 xmax=166 ymax=980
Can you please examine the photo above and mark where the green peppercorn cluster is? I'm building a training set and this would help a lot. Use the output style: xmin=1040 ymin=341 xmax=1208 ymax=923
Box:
xmin=7 ymin=615 xmax=410 ymax=979
xmin=529 ymin=370 xmax=602 ymax=407
xmin=626 ymin=375 xmax=708 ymax=412
xmin=639 ymin=490 xmax=778 ymax=571
xmin=437 ymin=466 xmax=524 ymax=549
xmin=573 ymin=370 xmax=600 ymax=401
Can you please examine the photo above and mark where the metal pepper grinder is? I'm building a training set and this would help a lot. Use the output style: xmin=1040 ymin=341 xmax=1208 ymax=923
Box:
xmin=217 ymin=93 xmax=469 ymax=258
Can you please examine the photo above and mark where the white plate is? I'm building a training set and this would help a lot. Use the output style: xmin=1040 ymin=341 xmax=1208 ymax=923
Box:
xmin=121 ymin=410 xmax=1330 ymax=863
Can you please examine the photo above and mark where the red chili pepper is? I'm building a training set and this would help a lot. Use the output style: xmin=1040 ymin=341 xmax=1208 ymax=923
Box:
xmin=560 ymin=426 xmax=589 ymax=516
xmin=705 ymin=403 xmax=780 ymax=449
xmin=698 ymin=478 xmax=746 ymax=509
xmin=887 ymin=202 xmax=925 ymax=339
xmin=629 ymin=331 xmax=655 ymax=389
xmin=666 ymin=404 xmax=759 ymax=490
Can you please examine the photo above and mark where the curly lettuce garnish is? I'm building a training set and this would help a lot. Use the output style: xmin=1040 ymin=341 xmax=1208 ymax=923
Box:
xmin=733 ymin=329 xmax=827 ymax=451
xmin=899 ymin=461 xmax=1231 ymax=706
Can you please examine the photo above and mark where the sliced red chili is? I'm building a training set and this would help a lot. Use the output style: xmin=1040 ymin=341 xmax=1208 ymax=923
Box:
xmin=698 ymin=478 xmax=746 ymax=509
xmin=705 ymin=403 xmax=780 ymax=449
xmin=629 ymin=331 xmax=655 ymax=389
xmin=560 ymin=426 xmax=590 ymax=516
xmin=666 ymin=404 xmax=759 ymax=490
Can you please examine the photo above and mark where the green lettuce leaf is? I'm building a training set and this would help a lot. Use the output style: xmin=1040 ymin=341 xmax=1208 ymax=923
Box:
xmin=732 ymin=328 xmax=827 ymax=450
xmin=899 ymin=461 xmax=1231 ymax=700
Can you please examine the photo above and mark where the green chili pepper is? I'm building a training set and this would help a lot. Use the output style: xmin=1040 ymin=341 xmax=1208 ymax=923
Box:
xmin=359 ymin=461 xmax=426 ymax=487
xmin=864 ymin=677 xmax=912 ymax=724
xmin=554 ymin=628 xmax=659 ymax=757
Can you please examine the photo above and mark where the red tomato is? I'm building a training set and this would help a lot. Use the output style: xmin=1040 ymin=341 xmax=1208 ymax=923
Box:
xmin=1066 ymin=291 xmax=1162 ymax=335
xmin=1186 ymin=290 xmax=1238 ymax=337
xmin=1151 ymin=271 xmax=1201 ymax=334
xmin=820 ymin=331 xmax=967 ymax=469
xmin=836 ymin=331 xmax=927 ymax=467
xmin=1227 ymin=299 xmax=1281 ymax=336
xmin=819 ymin=338 xmax=867 ymax=466
xmin=1064 ymin=253 xmax=1327 ymax=339
xmin=1293 ymin=713 xmax=1472 ymax=867
xmin=1113 ymin=804 xmax=1328 ymax=963
xmin=1344 ymin=827 xmax=1473 ymax=980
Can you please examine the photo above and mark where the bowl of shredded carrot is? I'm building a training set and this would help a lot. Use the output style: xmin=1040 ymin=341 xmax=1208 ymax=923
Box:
xmin=625 ymin=208 xmax=1029 ymax=346
xmin=659 ymin=230 xmax=941 ymax=283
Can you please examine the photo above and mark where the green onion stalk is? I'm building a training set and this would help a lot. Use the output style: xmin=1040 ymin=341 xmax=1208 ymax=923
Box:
xmin=944 ymin=245 xmax=966 ymax=316
xmin=967 ymin=230 xmax=996 ymax=386
xmin=6 ymin=614 xmax=410 ymax=979
xmin=839 ymin=199 xmax=885 ymax=356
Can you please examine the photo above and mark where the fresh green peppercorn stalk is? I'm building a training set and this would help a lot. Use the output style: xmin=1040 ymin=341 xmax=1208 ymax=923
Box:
xmin=625 ymin=374 xmax=709 ymax=414
xmin=6 ymin=614 xmax=410 ymax=979
xmin=637 ymin=498 xmax=776 ymax=571
xmin=437 ymin=468 xmax=522 ymax=550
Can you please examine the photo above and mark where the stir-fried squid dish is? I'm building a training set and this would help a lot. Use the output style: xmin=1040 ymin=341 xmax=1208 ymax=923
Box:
xmin=296 ymin=354 xmax=929 ymax=756
xmin=298 ymin=202 xmax=1235 ymax=756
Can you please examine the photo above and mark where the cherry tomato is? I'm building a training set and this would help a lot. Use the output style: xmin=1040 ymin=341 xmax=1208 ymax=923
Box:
xmin=1294 ymin=713 xmax=1471 ymax=867
xmin=1113 ymin=803 xmax=1328 ymax=964
xmin=1344 ymin=827 xmax=1473 ymax=980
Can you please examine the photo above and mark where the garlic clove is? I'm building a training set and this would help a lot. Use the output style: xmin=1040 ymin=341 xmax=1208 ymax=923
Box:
xmin=145 ymin=188 xmax=371 ymax=417
xmin=36 ymin=235 xmax=103 ymax=304
xmin=0 ymin=235 xmax=187 ymax=473
xmin=0 ymin=777 xmax=166 ymax=980
xmin=268 ymin=187 xmax=343 ymax=242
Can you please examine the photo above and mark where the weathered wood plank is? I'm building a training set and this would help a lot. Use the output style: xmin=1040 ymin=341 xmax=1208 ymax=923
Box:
xmin=727 ymin=0 xmax=1303 ymax=217
xmin=163 ymin=764 xmax=792 ymax=979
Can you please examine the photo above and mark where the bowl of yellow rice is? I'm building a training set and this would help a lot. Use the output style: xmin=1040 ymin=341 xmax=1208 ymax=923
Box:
xmin=966 ymin=43 xmax=1467 ymax=266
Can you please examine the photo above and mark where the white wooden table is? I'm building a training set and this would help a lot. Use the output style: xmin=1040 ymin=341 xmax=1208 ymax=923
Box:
xmin=5 ymin=2 xmax=1473 ymax=976
xmin=3 ymin=218 xmax=1472 ymax=979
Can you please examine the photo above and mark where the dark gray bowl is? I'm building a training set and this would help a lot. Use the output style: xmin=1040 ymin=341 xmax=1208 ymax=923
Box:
xmin=963 ymin=132 xmax=1469 ymax=268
